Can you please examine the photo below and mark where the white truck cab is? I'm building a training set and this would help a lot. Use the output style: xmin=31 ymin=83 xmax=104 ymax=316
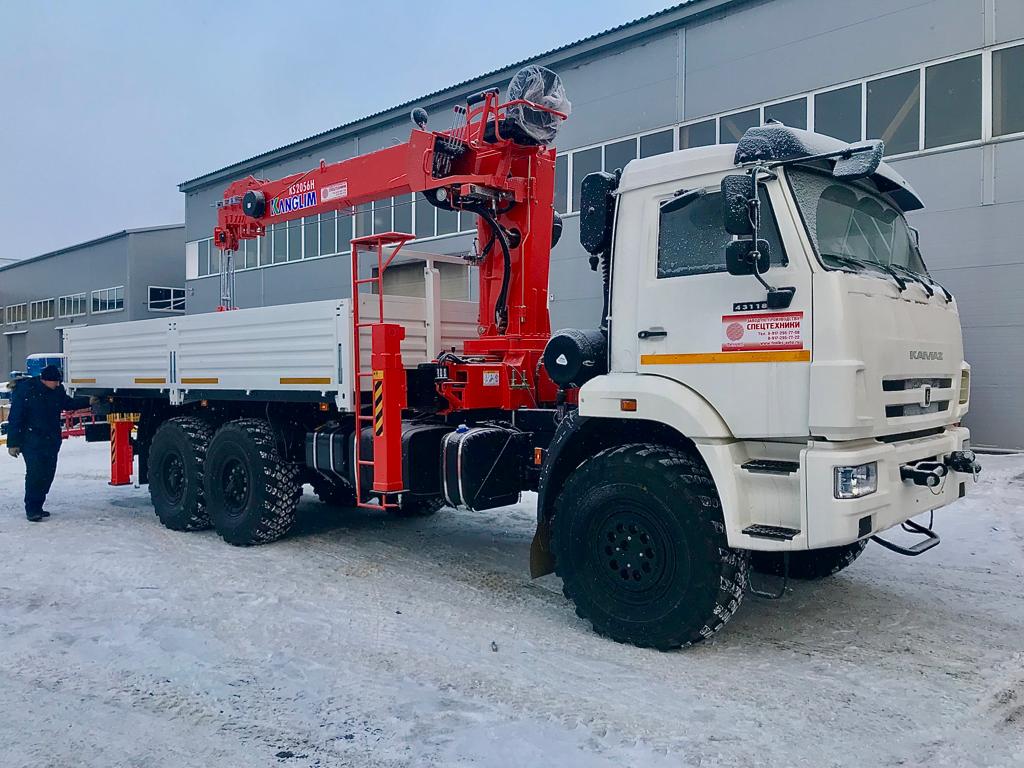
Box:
xmin=574 ymin=125 xmax=976 ymax=560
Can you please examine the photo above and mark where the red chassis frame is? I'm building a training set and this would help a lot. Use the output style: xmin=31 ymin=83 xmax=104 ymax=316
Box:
xmin=213 ymin=93 xmax=565 ymax=415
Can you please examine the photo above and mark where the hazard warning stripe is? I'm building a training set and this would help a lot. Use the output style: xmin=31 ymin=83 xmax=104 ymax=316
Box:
xmin=641 ymin=349 xmax=811 ymax=365
xmin=372 ymin=380 xmax=384 ymax=437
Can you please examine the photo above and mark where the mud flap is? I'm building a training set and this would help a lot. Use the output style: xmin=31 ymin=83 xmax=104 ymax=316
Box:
xmin=530 ymin=517 xmax=555 ymax=578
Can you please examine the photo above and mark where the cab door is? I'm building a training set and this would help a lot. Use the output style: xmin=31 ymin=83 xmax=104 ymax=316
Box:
xmin=630 ymin=177 xmax=813 ymax=438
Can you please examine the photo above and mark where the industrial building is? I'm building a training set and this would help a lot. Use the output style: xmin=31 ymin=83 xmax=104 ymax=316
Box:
xmin=0 ymin=225 xmax=185 ymax=375
xmin=170 ymin=0 xmax=1019 ymax=451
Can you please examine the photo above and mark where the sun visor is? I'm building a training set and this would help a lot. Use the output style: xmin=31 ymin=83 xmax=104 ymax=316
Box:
xmin=733 ymin=124 xmax=924 ymax=212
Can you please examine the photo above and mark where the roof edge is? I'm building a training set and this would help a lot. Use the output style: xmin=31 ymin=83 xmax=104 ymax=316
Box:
xmin=179 ymin=0 xmax=741 ymax=193
xmin=0 ymin=224 xmax=184 ymax=273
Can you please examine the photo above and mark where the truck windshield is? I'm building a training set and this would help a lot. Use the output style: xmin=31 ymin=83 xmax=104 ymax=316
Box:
xmin=787 ymin=168 xmax=928 ymax=277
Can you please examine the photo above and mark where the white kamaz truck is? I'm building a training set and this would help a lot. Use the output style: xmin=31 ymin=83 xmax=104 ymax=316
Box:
xmin=65 ymin=77 xmax=981 ymax=649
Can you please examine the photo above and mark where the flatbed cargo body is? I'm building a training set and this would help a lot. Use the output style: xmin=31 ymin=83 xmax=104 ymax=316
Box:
xmin=64 ymin=295 xmax=477 ymax=408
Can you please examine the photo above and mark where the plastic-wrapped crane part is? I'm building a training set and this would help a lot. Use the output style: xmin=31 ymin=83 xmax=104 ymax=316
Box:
xmin=505 ymin=65 xmax=571 ymax=145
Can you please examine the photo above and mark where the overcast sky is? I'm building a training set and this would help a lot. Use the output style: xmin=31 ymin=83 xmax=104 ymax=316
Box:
xmin=0 ymin=0 xmax=674 ymax=258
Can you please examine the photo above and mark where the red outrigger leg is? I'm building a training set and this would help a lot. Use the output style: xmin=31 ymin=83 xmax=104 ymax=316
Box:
xmin=109 ymin=416 xmax=135 ymax=486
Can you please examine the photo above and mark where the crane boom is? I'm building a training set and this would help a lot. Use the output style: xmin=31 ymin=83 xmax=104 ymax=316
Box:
xmin=214 ymin=92 xmax=564 ymax=348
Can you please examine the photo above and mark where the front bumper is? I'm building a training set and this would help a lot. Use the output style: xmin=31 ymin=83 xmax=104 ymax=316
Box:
xmin=803 ymin=426 xmax=973 ymax=548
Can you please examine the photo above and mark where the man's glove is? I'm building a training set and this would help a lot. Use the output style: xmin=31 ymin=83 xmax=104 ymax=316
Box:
xmin=8 ymin=446 xmax=21 ymax=458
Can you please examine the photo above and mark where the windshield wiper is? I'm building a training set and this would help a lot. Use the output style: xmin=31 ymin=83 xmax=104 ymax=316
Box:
xmin=822 ymin=253 xmax=907 ymax=292
xmin=889 ymin=263 xmax=953 ymax=303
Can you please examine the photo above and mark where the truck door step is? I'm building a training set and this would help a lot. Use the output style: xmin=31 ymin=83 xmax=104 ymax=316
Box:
xmin=742 ymin=524 xmax=801 ymax=541
xmin=741 ymin=459 xmax=800 ymax=475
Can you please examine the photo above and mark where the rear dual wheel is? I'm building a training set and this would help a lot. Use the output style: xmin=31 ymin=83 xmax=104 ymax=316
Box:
xmin=149 ymin=417 xmax=214 ymax=531
xmin=203 ymin=419 xmax=301 ymax=546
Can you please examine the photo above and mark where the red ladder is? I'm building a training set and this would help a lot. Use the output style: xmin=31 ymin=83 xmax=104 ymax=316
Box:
xmin=350 ymin=231 xmax=414 ymax=510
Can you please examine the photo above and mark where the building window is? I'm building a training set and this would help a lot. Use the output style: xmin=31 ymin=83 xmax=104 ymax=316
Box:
xmin=338 ymin=209 xmax=354 ymax=252
xmin=148 ymin=286 xmax=185 ymax=312
xmin=287 ymin=219 xmax=302 ymax=261
xmin=414 ymin=196 xmax=435 ymax=238
xmin=242 ymin=237 xmax=259 ymax=269
xmin=639 ymin=129 xmax=673 ymax=158
xmin=270 ymin=223 xmax=287 ymax=263
xmin=815 ymin=84 xmax=862 ymax=143
xmin=571 ymin=146 xmax=601 ymax=212
xmin=197 ymin=239 xmax=211 ymax=277
xmin=58 ymin=293 xmax=87 ymax=318
xmin=764 ymin=97 xmax=807 ymax=129
xmin=657 ymin=187 xmax=786 ymax=279
xmin=319 ymin=211 xmax=338 ymax=256
xmin=91 ymin=286 xmax=124 ymax=314
xmin=6 ymin=304 xmax=27 ymax=324
xmin=992 ymin=44 xmax=1024 ymax=137
xmin=554 ymin=154 xmax=568 ymax=214
xmin=436 ymin=207 xmax=458 ymax=236
xmin=355 ymin=204 xmax=372 ymax=238
xmin=679 ymin=119 xmax=716 ymax=149
xmin=925 ymin=55 xmax=982 ymax=148
xmin=394 ymin=194 xmax=413 ymax=235
xmin=719 ymin=108 xmax=760 ymax=143
xmin=604 ymin=138 xmax=637 ymax=174
xmin=30 ymin=299 xmax=55 ymax=322
xmin=372 ymin=198 xmax=393 ymax=234
xmin=302 ymin=216 xmax=318 ymax=259
xmin=867 ymin=71 xmax=920 ymax=155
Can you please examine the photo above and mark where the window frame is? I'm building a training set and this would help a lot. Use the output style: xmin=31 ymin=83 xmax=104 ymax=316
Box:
xmin=6 ymin=303 xmax=28 ymax=325
xmin=30 ymin=298 xmax=55 ymax=322
xmin=148 ymin=286 xmax=186 ymax=313
xmin=58 ymin=292 xmax=87 ymax=319
xmin=655 ymin=182 xmax=789 ymax=281
xmin=91 ymin=286 xmax=125 ymax=315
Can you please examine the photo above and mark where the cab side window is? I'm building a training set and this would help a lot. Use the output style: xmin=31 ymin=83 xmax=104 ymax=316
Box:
xmin=657 ymin=188 xmax=787 ymax=279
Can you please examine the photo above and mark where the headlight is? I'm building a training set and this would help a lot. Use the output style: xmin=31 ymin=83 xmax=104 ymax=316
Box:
xmin=959 ymin=369 xmax=970 ymax=405
xmin=834 ymin=462 xmax=878 ymax=499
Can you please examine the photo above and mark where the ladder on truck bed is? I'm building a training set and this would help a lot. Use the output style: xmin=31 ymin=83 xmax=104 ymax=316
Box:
xmin=350 ymin=231 xmax=413 ymax=510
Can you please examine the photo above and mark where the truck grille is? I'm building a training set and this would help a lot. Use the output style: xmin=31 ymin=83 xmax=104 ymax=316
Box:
xmin=882 ymin=377 xmax=953 ymax=391
xmin=885 ymin=401 xmax=950 ymax=418
xmin=881 ymin=376 xmax=954 ymax=420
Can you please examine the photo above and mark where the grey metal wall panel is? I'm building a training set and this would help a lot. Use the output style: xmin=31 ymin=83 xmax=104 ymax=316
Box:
xmin=556 ymin=31 xmax=680 ymax=151
xmin=889 ymin=148 xmax=984 ymax=214
xmin=957 ymin=326 xmax=1024 ymax=450
xmin=126 ymin=228 xmax=186 ymax=320
xmin=684 ymin=0 xmax=985 ymax=119
xmin=994 ymin=0 xmax=1024 ymax=44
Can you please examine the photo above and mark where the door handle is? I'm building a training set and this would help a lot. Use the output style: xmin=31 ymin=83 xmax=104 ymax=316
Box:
xmin=637 ymin=328 xmax=668 ymax=340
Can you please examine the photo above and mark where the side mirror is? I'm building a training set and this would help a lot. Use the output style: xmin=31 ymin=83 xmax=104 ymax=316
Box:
xmin=833 ymin=140 xmax=884 ymax=180
xmin=579 ymin=171 xmax=619 ymax=256
xmin=721 ymin=175 xmax=753 ymax=235
xmin=726 ymin=239 xmax=770 ymax=276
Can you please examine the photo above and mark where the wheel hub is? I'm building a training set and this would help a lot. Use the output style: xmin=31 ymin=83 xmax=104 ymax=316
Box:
xmin=222 ymin=458 xmax=250 ymax=514
xmin=163 ymin=454 xmax=185 ymax=504
xmin=597 ymin=512 xmax=667 ymax=593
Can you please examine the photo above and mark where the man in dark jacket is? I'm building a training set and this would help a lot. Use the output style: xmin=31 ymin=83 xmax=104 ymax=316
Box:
xmin=6 ymin=365 xmax=86 ymax=522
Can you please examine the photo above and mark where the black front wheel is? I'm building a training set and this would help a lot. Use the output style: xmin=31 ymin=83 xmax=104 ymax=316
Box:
xmin=552 ymin=443 xmax=748 ymax=650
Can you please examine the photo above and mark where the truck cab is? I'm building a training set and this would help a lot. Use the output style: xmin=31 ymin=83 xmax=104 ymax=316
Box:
xmin=573 ymin=124 xmax=975 ymax=557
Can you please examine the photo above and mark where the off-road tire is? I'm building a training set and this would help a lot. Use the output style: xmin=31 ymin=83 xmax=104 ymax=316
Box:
xmin=148 ymin=417 xmax=214 ymax=531
xmin=751 ymin=540 xmax=869 ymax=580
xmin=204 ymin=419 xmax=301 ymax=546
xmin=552 ymin=443 xmax=748 ymax=650
xmin=311 ymin=475 xmax=357 ymax=508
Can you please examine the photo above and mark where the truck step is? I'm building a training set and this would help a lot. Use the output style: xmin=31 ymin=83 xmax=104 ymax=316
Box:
xmin=742 ymin=524 xmax=801 ymax=541
xmin=741 ymin=459 xmax=800 ymax=475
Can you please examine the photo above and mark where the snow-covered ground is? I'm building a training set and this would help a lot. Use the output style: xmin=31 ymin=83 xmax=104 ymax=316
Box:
xmin=0 ymin=438 xmax=1022 ymax=767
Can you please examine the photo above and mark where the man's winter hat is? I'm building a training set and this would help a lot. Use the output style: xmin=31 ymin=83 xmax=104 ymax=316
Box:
xmin=40 ymin=365 xmax=63 ymax=382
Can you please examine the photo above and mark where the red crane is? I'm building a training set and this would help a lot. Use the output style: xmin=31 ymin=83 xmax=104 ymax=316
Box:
xmin=213 ymin=70 xmax=568 ymax=503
